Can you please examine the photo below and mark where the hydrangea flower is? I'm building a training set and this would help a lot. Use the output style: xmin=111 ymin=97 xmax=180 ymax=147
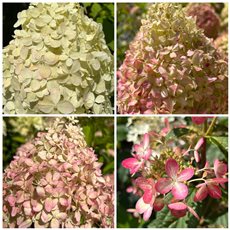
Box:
xmin=168 ymin=202 xmax=199 ymax=219
xmin=156 ymin=159 xmax=194 ymax=200
xmin=194 ymin=178 xmax=228 ymax=202
xmin=3 ymin=3 xmax=113 ymax=114
xmin=3 ymin=118 xmax=114 ymax=228
xmin=122 ymin=133 xmax=152 ymax=174
xmin=186 ymin=3 xmax=220 ymax=39
xmin=135 ymin=178 xmax=164 ymax=221
xmin=117 ymin=3 xmax=227 ymax=114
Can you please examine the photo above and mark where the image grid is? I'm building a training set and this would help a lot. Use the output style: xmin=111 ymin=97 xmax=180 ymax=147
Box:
xmin=1 ymin=0 xmax=229 ymax=229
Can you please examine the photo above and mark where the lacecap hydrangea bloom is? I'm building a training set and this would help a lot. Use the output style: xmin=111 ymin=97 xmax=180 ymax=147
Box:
xmin=3 ymin=118 xmax=114 ymax=228
xmin=3 ymin=3 xmax=114 ymax=114
xmin=117 ymin=3 xmax=228 ymax=114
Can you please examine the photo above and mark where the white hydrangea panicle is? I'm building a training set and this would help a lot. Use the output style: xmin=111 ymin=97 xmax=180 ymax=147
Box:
xmin=3 ymin=3 xmax=114 ymax=114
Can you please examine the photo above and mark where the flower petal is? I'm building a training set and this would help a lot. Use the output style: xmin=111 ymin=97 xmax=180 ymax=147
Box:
xmin=194 ymin=137 xmax=204 ymax=151
xmin=192 ymin=117 xmax=209 ymax=125
xmin=171 ymin=182 xmax=188 ymax=200
xmin=136 ymin=197 xmax=150 ymax=214
xmin=165 ymin=159 xmax=179 ymax=178
xmin=168 ymin=202 xmax=187 ymax=211
xmin=121 ymin=158 xmax=138 ymax=170
xmin=155 ymin=178 xmax=173 ymax=194
xmin=177 ymin=168 xmax=194 ymax=182
xmin=143 ymin=206 xmax=153 ymax=221
xmin=142 ymin=133 xmax=149 ymax=149
xmin=214 ymin=159 xmax=227 ymax=178
xmin=207 ymin=183 xmax=222 ymax=199
xmin=168 ymin=202 xmax=187 ymax=218
xmin=194 ymin=185 xmax=208 ymax=202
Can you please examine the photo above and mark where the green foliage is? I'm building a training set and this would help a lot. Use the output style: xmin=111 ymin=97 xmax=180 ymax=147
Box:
xmin=83 ymin=3 xmax=114 ymax=52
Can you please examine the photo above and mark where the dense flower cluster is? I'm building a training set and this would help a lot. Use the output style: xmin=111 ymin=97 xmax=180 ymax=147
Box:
xmin=3 ymin=118 xmax=114 ymax=228
xmin=122 ymin=117 xmax=228 ymax=221
xmin=186 ymin=3 xmax=220 ymax=39
xmin=214 ymin=32 xmax=228 ymax=58
xmin=3 ymin=3 xmax=113 ymax=114
xmin=117 ymin=3 xmax=227 ymax=114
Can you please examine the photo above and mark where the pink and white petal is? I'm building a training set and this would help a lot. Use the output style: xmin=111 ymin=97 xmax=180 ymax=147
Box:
xmin=153 ymin=198 xmax=164 ymax=211
xmin=143 ymin=206 xmax=153 ymax=221
xmin=187 ymin=206 xmax=200 ymax=220
xmin=11 ymin=207 xmax=19 ymax=217
xmin=44 ymin=198 xmax=57 ymax=212
xmin=194 ymin=137 xmax=204 ymax=151
xmin=211 ymin=178 xmax=228 ymax=184
xmin=121 ymin=158 xmax=139 ymax=170
xmin=36 ymin=186 xmax=46 ymax=197
xmin=133 ymin=144 xmax=143 ymax=154
xmin=168 ymin=202 xmax=187 ymax=211
xmin=135 ymin=177 xmax=151 ymax=191
xmin=177 ymin=168 xmax=194 ymax=182
xmin=194 ymin=151 xmax=200 ymax=162
xmin=143 ymin=189 xmax=154 ymax=204
xmin=143 ymin=149 xmax=152 ymax=160
xmin=46 ymin=172 xmax=52 ymax=183
xmin=172 ymin=182 xmax=188 ymax=200
xmin=165 ymin=159 xmax=179 ymax=178
xmin=155 ymin=178 xmax=173 ymax=194
xmin=194 ymin=185 xmax=208 ymax=202
xmin=50 ymin=218 xmax=60 ymax=228
xmin=136 ymin=197 xmax=149 ymax=214
xmin=207 ymin=183 xmax=222 ymax=199
xmin=142 ymin=133 xmax=150 ymax=149
xmin=33 ymin=202 xmax=43 ymax=212
xmin=214 ymin=160 xmax=227 ymax=178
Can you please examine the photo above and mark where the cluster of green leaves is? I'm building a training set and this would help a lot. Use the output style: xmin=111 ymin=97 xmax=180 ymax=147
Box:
xmin=117 ymin=117 xmax=228 ymax=228
xmin=3 ymin=117 xmax=114 ymax=175
xmin=83 ymin=3 xmax=114 ymax=53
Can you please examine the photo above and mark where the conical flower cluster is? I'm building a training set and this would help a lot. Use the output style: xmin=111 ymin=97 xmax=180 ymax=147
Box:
xmin=117 ymin=3 xmax=227 ymax=114
xmin=3 ymin=3 xmax=113 ymax=114
xmin=3 ymin=118 xmax=114 ymax=228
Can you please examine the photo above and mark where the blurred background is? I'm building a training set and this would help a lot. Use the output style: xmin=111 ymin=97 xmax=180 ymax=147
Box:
xmin=117 ymin=117 xmax=228 ymax=228
xmin=117 ymin=3 xmax=228 ymax=66
xmin=3 ymin=117 xmax=114 ymax=177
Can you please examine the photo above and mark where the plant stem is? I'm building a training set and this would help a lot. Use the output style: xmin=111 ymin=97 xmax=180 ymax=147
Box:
xmin=188 ymin=178 xmax=205 ymax=184
xmin=205 ymin=117 xmax=217 ymax=136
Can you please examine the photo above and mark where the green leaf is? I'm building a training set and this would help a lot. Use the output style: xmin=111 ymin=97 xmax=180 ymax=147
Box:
xmin=208 ymin=136 xmax=228 ymax=160
xmin=90 ymin=3 xmax=102 ymax=18
xmin=165 ymin=127 xmax=190 ymax=141
xmin=82 ymin=125 xmax=94 ymax=146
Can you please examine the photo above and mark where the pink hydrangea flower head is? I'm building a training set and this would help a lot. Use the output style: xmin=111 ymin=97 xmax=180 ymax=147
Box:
xmin=156 ymin=159 xmax=194 ymax=200
xmin=117 ymin=3 xmax=227 ymax=114
xmin=3 ymin=118 xmax=114 ymax=228
xmin=194 ymin=178 xmax=228 ymax=202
